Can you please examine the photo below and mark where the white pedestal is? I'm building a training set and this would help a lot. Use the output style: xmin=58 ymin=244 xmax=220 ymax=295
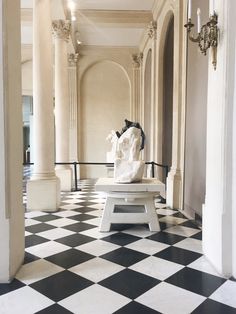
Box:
xmin=55 ymin=168 xmax=72 ymax=191
xmin=95 ymin=178 xmax=165 ymax=232
xmin=27 ymin=177 xmax=60 ymax=212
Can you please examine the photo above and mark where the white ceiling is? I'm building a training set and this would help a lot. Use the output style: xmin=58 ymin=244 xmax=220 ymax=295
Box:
xmin=72 ymin=0 xmax=155 ymax=11
xmin=21 ymin=0 xmax=155 ymax=48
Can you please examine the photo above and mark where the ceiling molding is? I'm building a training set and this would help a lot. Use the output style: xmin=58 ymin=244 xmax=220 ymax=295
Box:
xmin=76 ymin=9 xmax=152 ymax=28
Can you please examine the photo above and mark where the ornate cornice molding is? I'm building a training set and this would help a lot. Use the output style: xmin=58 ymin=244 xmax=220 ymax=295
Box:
xmin=68 ymin=53 xmax=80 ymax=66
xmin=147 ymin=20 xmax=157 ymax=39
xmin=132 ymin=53 xmax=143 ymax=68
xmin=52 ymin=20 xmax=71 ymax=42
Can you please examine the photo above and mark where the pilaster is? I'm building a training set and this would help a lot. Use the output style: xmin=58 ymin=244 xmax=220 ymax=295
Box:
xmin=131 ymin=53 xmax=143 ymax=121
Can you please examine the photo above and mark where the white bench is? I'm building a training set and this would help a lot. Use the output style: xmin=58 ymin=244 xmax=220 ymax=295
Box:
xmin=95 ymin=178 xmax=165 ymax=232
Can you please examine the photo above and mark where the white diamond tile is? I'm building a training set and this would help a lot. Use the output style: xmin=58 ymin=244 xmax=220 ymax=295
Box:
xmin=136 ymin=282 xmax=205 ymax=314
xmin=77 ymin=239 xmax=120 ymax=256
xmin=0 ymin=286 xmax=54 ymax=314
xmin=125 ymin=238 xmax=169 ymax=255
xmin=25 ymin=241 xmax=70 ymax=258
xmin=130 ymin=256 xmax=184 ymax=280
xmin=15 ymin=259 xmax=63 ymax=285
xmin=59 ymin=284 xmax=130 ymax=314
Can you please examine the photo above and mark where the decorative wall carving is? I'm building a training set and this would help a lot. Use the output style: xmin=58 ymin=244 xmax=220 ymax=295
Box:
xmin=132 ymin=53 xmax=143 ymax=68
xmin=68 ymin=53 xmax=80 ymax=66
xmin=52 ymin=20 xmax=71 ymax=42
xmin=147 ymin=21 xmax=157 ymax=39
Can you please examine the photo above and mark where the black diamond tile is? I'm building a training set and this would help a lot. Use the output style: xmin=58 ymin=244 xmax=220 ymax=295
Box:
xmin=25 ymin=235 xmax=49 ymax=248
xmin=35 ymin=303 xmax=73 ymax=314
xmin=30 ymin=270 xmax=93 ymax=302
xmin=147 ymin=231 xmax=185 ymax=245
xmin=33 ymin=215 xmax=62 ymax=223
xmin=102 ymin=232 xmax=141 ymax=246
xmin=192 ymin=299 xmax=236 ymax=314
xmin=55 ymin=233 xmax=95 ymax=247
xmin=24 ymin=252 xmax=40 ymax=264
xmin=179 ymin=220 xmax=201 ymax=229
xmin=0 ymin=279 xmax=25 ymax=296
xmin=114 ymin=301 xmax=161 ymax=314
xmin=191 ymin=231 xmax=202 ymax=240
xmin=159 ymin=221 xmax=175 ymax=230
xmin=101 ymin=247 xmax=148 ymax=267
xmin=172 ymin=212 xmax=187 ymax=218
xmin=67 ymin=213 xmax=96 ymax=222
xmin=154 ymin=246 xmax=202 ymax=266
xmin=165 ymin=267 xmax=226 ymax=297
xmin=65 ymin=222 xmax=96 ymax=232
xmin=45 ymin=249 xmax=94 ymax=268
xmin=99 ymin=269 xmax=159 ymax=299
xmin=25 ymin=223 xmax=56 ymax=234
xmin=73 ymin=206 xmax=95 ymax=213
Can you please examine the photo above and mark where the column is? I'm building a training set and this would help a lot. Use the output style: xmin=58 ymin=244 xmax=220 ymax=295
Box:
xmin=52 ymin=20 xmax=72 ymax=191
xmin=27 ymin=0 xmax=60 ymax=211
xmin=0 ymin=0 xmax=24 ymax=282
xmin=131 ymin=53 xmax=142 ymax=121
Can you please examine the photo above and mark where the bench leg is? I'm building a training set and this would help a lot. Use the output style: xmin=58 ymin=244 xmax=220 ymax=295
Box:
xmin=145 ymin=198 xmax=161 ymax=232
xmin=99 ymin=196 xmax=114 ymax=232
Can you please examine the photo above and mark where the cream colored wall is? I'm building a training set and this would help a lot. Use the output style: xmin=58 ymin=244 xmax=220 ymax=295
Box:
xmin=184 ymin=0 xmax=208 ymax=217
xmin=79 ymin=50 xmax=133 ymax=178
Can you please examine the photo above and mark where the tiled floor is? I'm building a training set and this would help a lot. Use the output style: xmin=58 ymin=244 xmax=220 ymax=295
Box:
xmin=1 ymin=176 xmax=236 ymax=313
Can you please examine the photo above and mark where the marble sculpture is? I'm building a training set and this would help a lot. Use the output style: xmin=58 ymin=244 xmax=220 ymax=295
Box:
xmin=106 ymin=119 xmax=145 ymax=183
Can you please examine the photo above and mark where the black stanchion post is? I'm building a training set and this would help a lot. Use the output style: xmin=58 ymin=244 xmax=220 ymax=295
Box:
xmin=151 ymin=162 xmax=155 ymax=178
xmin=74 ymin=162 xmax=78 ymax=191
xmin=165 ymin=166 xmax=169 ymax=178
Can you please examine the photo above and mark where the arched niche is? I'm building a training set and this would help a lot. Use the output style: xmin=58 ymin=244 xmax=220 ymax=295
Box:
xmin=162 ymin=15 xmax=174 ymax=181
xmin=79 ymin=60 xmax=131 ymax=178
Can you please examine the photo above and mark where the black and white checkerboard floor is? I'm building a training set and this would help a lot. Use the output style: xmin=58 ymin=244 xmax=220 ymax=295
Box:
xmin=1 ymin=178 xmax=236 ymax=313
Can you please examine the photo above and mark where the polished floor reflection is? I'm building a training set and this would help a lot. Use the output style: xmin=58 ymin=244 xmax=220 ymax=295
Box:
xmin=0 ymin=176 xmax=236 ymax=313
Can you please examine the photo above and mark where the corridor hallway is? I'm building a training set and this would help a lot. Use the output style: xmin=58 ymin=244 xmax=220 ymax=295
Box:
xmin=0 ymin=174 xmax=235 ymax=313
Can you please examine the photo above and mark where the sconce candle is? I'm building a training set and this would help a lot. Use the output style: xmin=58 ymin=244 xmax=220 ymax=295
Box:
xmin=197 ymin=8 xmax=201 ymax=33
xmin=210 ymin=0 xmax=215 ymax=16
xmin=188 ymin=0 xmax=192 ymax=19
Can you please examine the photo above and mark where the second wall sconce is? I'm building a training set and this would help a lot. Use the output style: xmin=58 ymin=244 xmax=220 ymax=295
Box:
xmin=184 ymin=0 xmax=218 ymax=70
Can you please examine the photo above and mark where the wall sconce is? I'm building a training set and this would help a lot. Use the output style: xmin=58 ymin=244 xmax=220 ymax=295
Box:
xmin=184 ymin=0 xmax=218 ymax=70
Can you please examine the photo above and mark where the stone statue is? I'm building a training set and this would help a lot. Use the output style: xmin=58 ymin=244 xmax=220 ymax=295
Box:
xmin=106 ymin=130 xmax=118 ymax=163
xmin=109 ymin=120 xmax=145 ymax=183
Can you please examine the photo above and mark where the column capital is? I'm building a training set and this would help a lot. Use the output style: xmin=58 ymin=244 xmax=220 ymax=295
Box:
xmin=147 ymin=20 xmax=157 ymax=39
xmin=68 ymin=53 xmax=80 ymax=66
xmin=52 ymin=20 xmax=71 ymax=42
xmin=132 ymin=53 xmax=143 ymax=68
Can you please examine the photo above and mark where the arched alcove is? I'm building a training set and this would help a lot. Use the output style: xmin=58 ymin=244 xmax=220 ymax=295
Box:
xmin=162 ymin=16 xmax=174 ymax=181
xmin=79 ymin=60 xmax=131 ymax=178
